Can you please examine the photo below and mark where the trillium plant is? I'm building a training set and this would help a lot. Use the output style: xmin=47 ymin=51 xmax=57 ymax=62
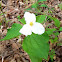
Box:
xmin=19 ymin=12 xmax=49 ymax=62
xmin=19 ymin=12 xmax=45 ymax=36
xmin=0 ymin=12 xmax=50 ymax=62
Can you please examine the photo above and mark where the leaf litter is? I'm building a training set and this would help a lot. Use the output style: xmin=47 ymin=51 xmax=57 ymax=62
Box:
xmin=0 ymin=0 xmax=62 ymax=62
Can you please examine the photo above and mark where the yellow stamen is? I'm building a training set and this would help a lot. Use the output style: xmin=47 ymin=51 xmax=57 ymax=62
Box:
xmin=30 ymin=22 xmax=33 ymax=26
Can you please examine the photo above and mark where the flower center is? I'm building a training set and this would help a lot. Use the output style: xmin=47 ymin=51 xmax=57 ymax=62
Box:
xmin=30 ymin=22 xmax=33 ymax=26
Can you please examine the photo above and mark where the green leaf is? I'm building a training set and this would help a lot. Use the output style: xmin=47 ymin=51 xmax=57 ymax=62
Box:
xmin=40 ymin=4 xmax=48 ymax=8
xmin=22 ymin=33 xmax=49 ymax=62
xmin=18 ymin=18 xmax=26 ymax=24
xmin=38 ymin=0 xmax=46 ymax=2
xmin=53 ymin=32 xmax=59 ymax=36
xmin=0 ymin=13 xmax=3 ymax=16
xmin=26 ymin=8 xmax=31 ymax=10
xmin=53 ymin=18 xmax=60 ymax=27
xmin=17 ymin=15 xmax=21 ymax=19
xmin=50 ymin=39 xmax=54 ymax=43
xmin=49 ymin=49 xmax=55 ymax=61
xmin=47 ymin=16 xmax=54 ymax=21
xmin=36 ymin=15 xmax=46 ymax=23
xmin=31 ymin=2 xmax=38 ymax=8
xmin=59 ymin=27 xmax=62 ymax=31
xmin=46 ymin=28 xmax=56 ymax=35
xmin=0 ymin=23 xmax=22 ymax=41
xmin=30 ymin=56 xmax=42 ymax=62
xmin=47 ymin=16 xmax=60 ymax=27
xmin=50 ymin=37 xmax=58 ymax=43
xmin=54 ymin=37 xmax=58 ymax=41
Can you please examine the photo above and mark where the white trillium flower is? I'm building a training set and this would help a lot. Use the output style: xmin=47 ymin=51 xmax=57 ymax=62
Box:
xmin=19 ymin=12 xmax=45 ymax=36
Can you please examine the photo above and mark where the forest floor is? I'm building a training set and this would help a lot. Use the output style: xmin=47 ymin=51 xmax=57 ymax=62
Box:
xmin=0 ymin=0 xmax=62 ymax=62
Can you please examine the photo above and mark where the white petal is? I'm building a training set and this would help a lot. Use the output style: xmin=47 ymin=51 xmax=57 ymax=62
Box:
xmin=24 ymin=12 xmax=36 ymax=24
xmin=19 ymin=24 xmax=32 ymax=36
xmin=31 ymin=22 xmax=45 ymax=35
